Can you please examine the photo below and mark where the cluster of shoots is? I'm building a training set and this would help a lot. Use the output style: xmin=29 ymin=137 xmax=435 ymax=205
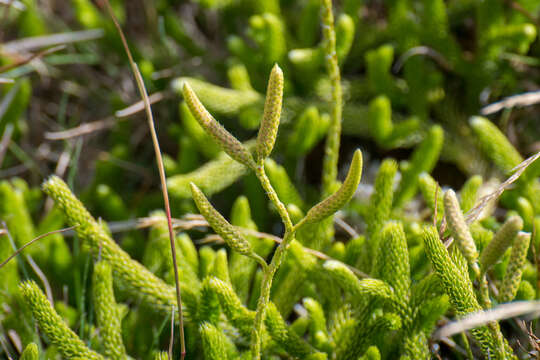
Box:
xmin=2 ymin=0 xmax=540 ymax=359
xmin=183 ymin=62 xmax=362 ymax=358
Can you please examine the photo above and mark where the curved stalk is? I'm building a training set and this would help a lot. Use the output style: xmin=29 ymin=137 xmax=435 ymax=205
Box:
xmin=250 ymin=162 xmax=296 ymax=359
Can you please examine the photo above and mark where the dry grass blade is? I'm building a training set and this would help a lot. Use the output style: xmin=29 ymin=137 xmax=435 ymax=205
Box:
xmin=0 ymin=45 xmax=65 ymax=73
xmin=44 ymin=92 xmax=169 ymax=141
xmin=45 ymin=116 xmax=117 ymax=140
xmin=200 ymin=229 xmax=369 ymax=278
xmin=0 ymin=226 xmax=77 ymax=269
xmin=100 ymin=0 xmax=186 ymax=358
xmin=433 ymin=301 xmax=540 ymax=340
xmin=334 ymin=217 xmax=359 ymax=238
xmin=115 ymin=91 xmax=168 ymax=117
xmin=2 ymin=29 xmax=104 ymax=53
xmin=393 ymin=46 xmax=452 ymax=72
xmin=481 ymin=90 xmax=540 ymax=115
xmin=465 ymin=151 xmax=540 ymax=224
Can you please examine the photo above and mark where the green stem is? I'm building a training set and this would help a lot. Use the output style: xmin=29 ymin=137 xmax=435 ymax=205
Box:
xmin=250 ymin=163 xmax=296 ymax=359
xmin=255 ymin=162 xmax=293 ymax=231
xmin=461 ymin=332 xmax=474 ymax=360
xmin=477 ymin=272 xmax=505 ymax=359
xmin=251 ymin=230 xmax=295 ymax=359
xmin=320 ymin=0 xmax=342 ymax=197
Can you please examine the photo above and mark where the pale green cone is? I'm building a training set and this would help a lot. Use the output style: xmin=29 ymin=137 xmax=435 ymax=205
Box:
xmin=190 ymin=183 xmax=256 ymax=259
xmin=479 ymin=215 xmax=523 ymax=273
xmin=182 ymin=82 xmax=256 ymax=169
xmin=444 ymin=189 xmax=479 ymax=269
xmin=469 ymin=116 xmax=523 ymax=174
xmin=500 ymin=232 xmax=531 ymax=303
xmin=256 ymin=63 xmax=284 ymax=161
xmin=302 ymin=149 xmax=362 ymax=225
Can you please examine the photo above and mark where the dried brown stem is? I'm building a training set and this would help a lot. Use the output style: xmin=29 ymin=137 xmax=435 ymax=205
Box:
xmin=0 ymin=226 xmax=77 ymax=269
xmin=100 ymin=1 xmax=186 ymax=357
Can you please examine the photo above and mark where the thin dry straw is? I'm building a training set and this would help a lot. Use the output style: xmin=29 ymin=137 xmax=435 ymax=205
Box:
xmin=480 ymin=90 xmax=540 ymax=115
xmin=464 ymin=151 xmax=540 ymax=224
xmin=0 ymin=226 xmax=77 ymax=269
xmin=433 ymin=301 xmax=540 ymax=340
xmin=2 ymin=29 xmax=104 ymax=53
xmin=44 ymin=92 xmax=169 ymax=140
xmin=0 ymin=45 xmax=65 ymax=73
xmin=100 ymin=1 xmax=186 ymax=358
xmin=392 ymin=46 xmax=452 ymax=72
xmin=199 ymin=229 xmax=368 ymax=278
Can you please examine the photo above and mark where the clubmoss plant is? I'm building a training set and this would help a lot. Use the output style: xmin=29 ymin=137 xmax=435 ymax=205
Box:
xmin=42 ymin=176 xmax=180 ymax=316
xmin=92 ymin=260 xmax=126 ymax=360
xmin=19 ymin=281 xmax=104 ymax=360
xmin=479 ymin=216 xmax=523 ymax=273
xmin=182 ymin=61 xmax=363 ymax=358
xmin=499 ymin=232 xmax=531 ymax=303
xmin=20 ymin=342 xmax=39 ymax=360
xmin=422 ymin=226 xmax=514 ymax=359
xmin=320 ymin=0 xmax=343 ymax=198
xmin=3 ymin=1 xmax=540 ymax=359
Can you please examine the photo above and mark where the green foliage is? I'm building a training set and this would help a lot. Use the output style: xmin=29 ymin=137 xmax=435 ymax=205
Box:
xmin=394 ymin=125 xmax=444 ymax=208
xmin=265 ymin=301 xmax=316 ymax=358
xmin=499 ymin=232 xmax=531 ymax=303
xmin=20 ymin=342 xmax=39 ymax=360
xmin=302 ymin=149 xmax=362 ymax=225
xmin=470 ymin=117 xmax=523 ymax=174
xmin=92 ymin=261 xmax=126 ymax=360
xmin=2 ymin=1 xmax=540 ymax=359
xmin=20 ymin=281 xmax=104 ymax=359
xmin=42 ymin=176 xmax=179 ymax=316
